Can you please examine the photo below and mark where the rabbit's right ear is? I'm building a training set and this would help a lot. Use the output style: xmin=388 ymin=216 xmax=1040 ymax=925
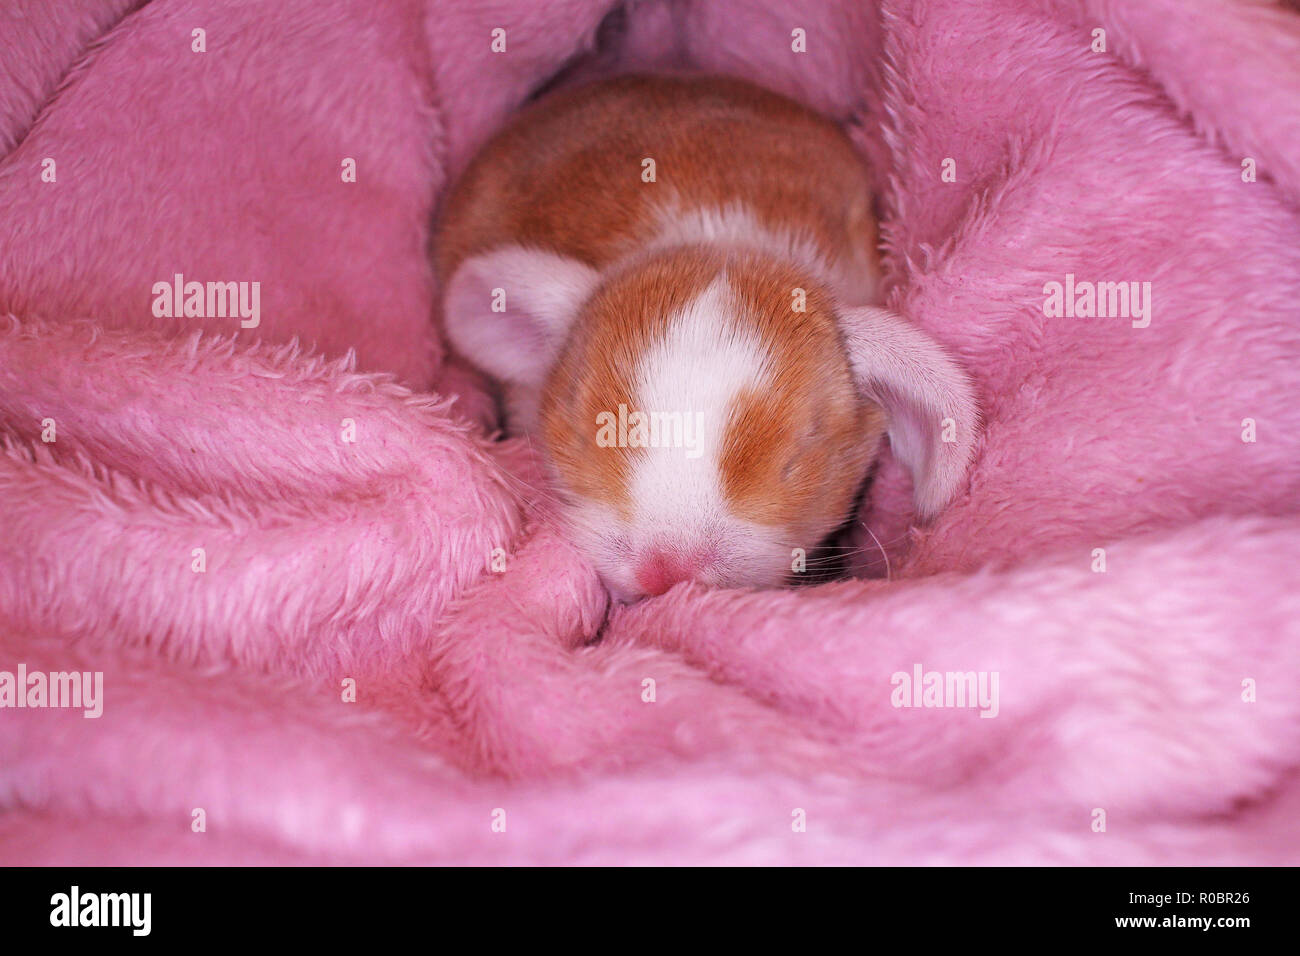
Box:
xmin=442 ymin=245 xmax=601 ymax=387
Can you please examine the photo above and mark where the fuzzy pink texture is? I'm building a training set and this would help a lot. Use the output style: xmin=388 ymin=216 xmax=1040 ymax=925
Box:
xmin=1 ymin=0 xmax=1298 ymax=865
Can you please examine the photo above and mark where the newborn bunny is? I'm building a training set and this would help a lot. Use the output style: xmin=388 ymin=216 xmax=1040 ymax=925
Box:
xmin=438 ymin=74 xmax=976 ymax=602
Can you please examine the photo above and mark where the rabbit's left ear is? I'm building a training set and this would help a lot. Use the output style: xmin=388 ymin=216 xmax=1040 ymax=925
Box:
xmin=837 ymin=306 xmax=980 ymax=520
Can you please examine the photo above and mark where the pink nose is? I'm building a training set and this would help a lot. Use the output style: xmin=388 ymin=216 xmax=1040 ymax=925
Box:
xmin=635 ymin=549 xmax=705 ymax=597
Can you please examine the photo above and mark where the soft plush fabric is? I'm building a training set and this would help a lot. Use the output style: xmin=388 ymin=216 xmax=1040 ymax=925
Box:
xmin=1 ymin=0 xmax=1298 ymax=864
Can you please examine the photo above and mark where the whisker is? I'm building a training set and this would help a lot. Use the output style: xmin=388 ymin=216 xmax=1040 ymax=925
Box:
xmin=859 ymin=521 xmax=891 ymax=582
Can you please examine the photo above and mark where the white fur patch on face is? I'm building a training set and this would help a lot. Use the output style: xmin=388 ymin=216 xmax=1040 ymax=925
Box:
xmin=629 ymin=276 xmax=766 ymax=526
xmin=575 ymin=276 xmax=793 ymax=598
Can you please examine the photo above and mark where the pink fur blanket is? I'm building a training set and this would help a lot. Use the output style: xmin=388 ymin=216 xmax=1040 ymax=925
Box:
xmin=2 ymin=0 xmax=1299 ymax=865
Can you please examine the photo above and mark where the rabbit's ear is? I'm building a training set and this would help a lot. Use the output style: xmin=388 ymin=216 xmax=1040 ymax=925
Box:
xmin=443 ymin=245 xmax=601 ymax=387
xmin=838 ymin=306 xmax=980 ymax=519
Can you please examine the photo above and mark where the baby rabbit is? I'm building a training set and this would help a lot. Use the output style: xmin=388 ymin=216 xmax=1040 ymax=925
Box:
xmin=438 ymin=74 xmax=976 ymax=602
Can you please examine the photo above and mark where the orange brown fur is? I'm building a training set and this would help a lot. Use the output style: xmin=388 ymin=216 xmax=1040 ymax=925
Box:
xmin=541 ymin=248 xmax=720 ymax=517
xmin=540 ymin=245 xmax=884 ymax=535
xmin=437 ymin=74 xmax=885 ymax=536
xmin=720 ymin=256 xmax=883 ymax=537
xmin=436 ymin=74 xmax=878 ymax=282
